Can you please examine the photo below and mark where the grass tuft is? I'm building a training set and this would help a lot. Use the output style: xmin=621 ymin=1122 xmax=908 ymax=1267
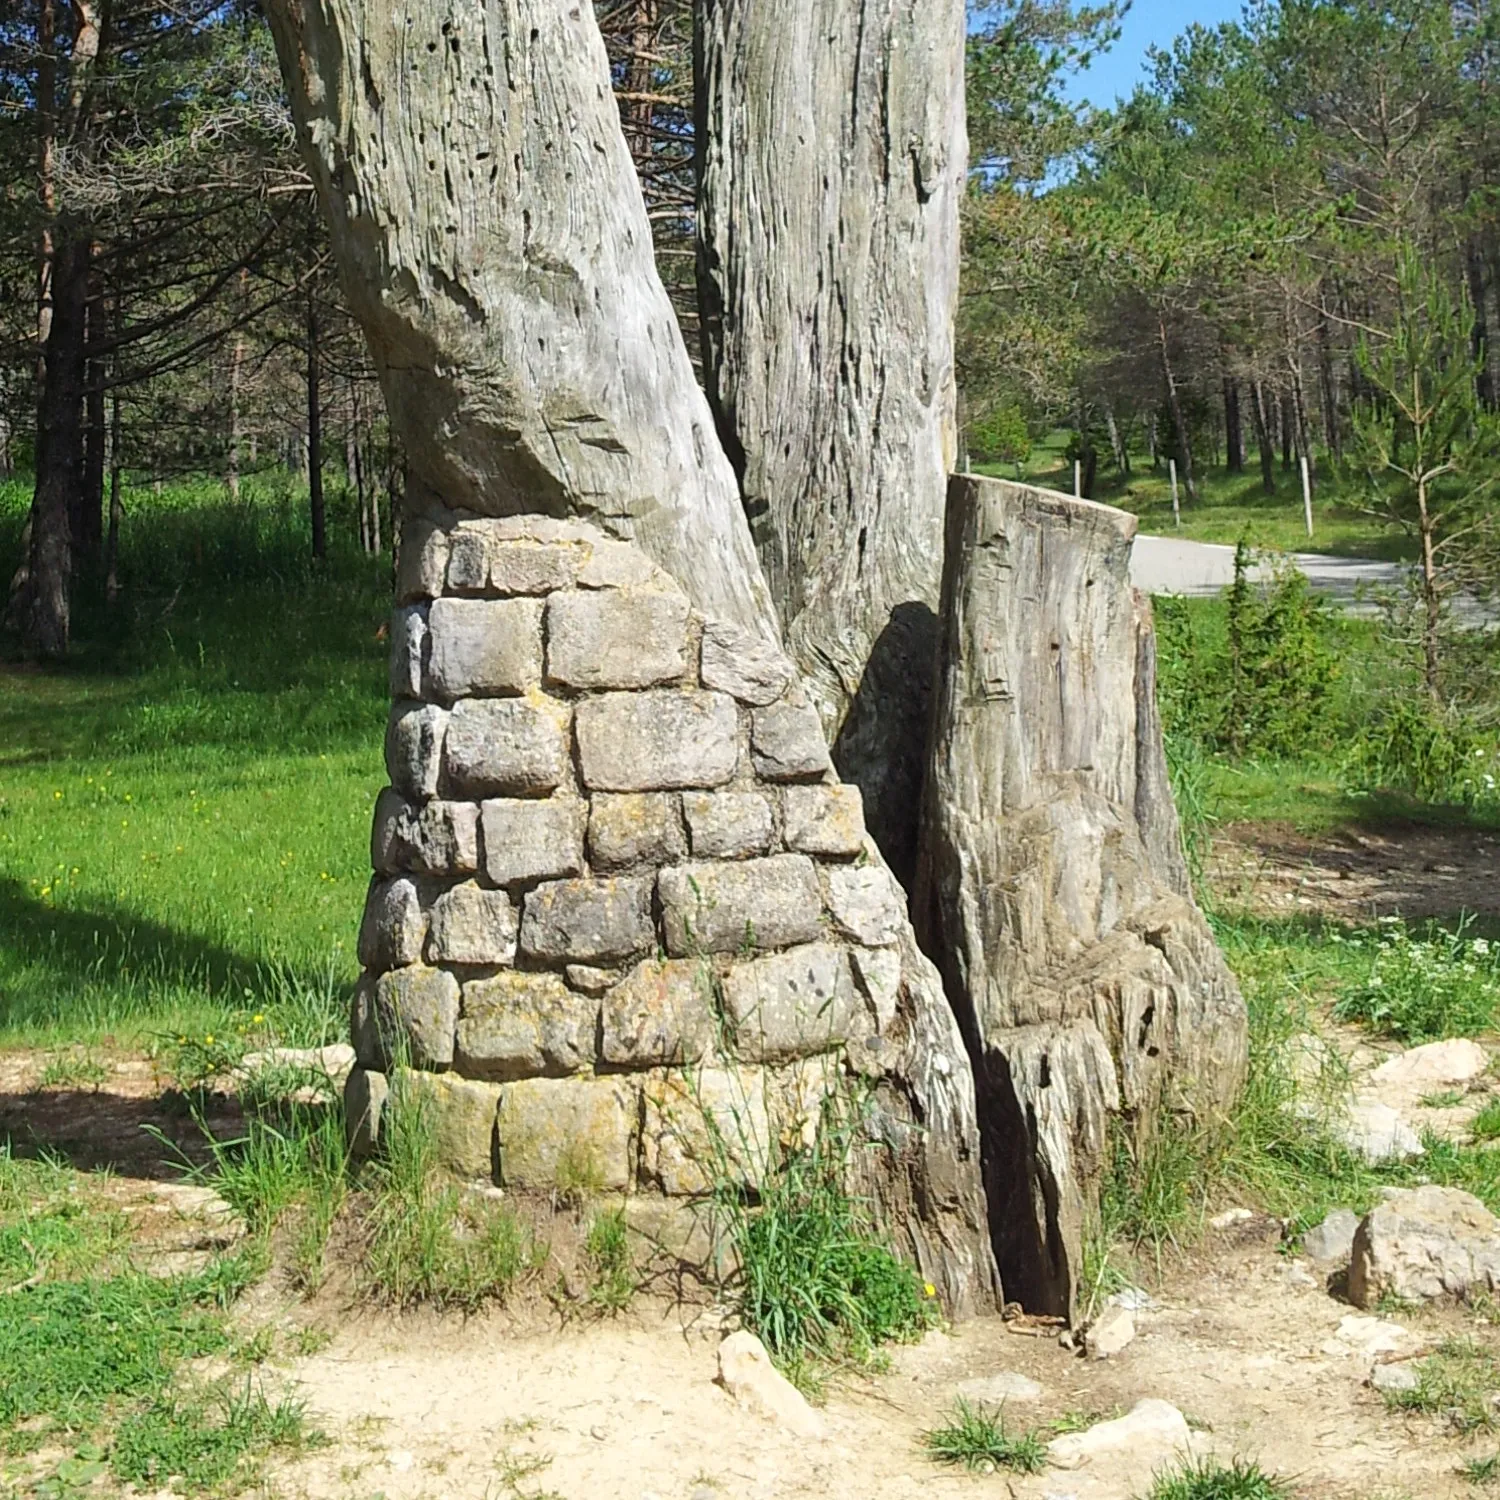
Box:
xmin=1138 ymin=1455 xmax=1293 ymax=1500
xmin=920 ymin=1399 xmax=1048 ymax=1473
xmin=583 ymin=1208 xmax=636 ymax=1312
xmin=1383 ymin=1339 xmax=1500 ymax=1434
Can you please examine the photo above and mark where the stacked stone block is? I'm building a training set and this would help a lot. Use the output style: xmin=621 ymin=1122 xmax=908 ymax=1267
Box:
xmin=349 ymin=516 xmax=909 ymax=1205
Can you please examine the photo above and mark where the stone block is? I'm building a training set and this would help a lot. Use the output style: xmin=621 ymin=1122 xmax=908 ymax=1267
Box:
xmin=519 ymin=876 xmax=655 ymax=965
xmin=682 ymin=791 xmax=773 ymax=859
xmin=445 ymin=525 xmax=492 ymax=593
xmin=456 ymin=971 xmax=594 ymax=1080
xmin=395 ymin=516 xmax=449 ymax=603
xmin=385 ymin=701 xmax=447 ymax=800
xmin=490 ymin=539 xmax=586 ymax=595
xmin=658 ymin=855 xmax=824 ymax=956
xmin=496 ymin=1076 xmax=635 ymax=1191
xmin=823 ymin=864 xmax=906 ymax=946
xmin=442 ymin=696 xmax=569 ymax=797
xmin=588 ymin=793 xmax=685 ymax=869
xmin=357 ymin=876 xmax=428 ymax=971
xmin=750 ymin=701 xmax=831 ymax=780
xmin=640 ymin=1067 xmax=771 ymax=1195
xmin=480 ymin=796 xmax=586 ymax=886
xmin=849 ymin=945 xmax=902 ymax=1033
xmin=699 ymin=619 xmax=794 ymax=706
xmin=389 ymin=604 xmax=428 ymax=699
xmin=427 ymin=881 xmax=518 ymax=966
xmin=575 ymin=690 xmax=739 ymax=792
xmin=565 ymin=965 xmax=623 ymax=995
xmin=720 ymin=944 xmax=857 ymax=1063
xmin=577 ymin=537 xmax=658 ymax=589
xmin=1349 ymin=1185 xmax=1500 ymax=1308
xmin=782 ymin=785 xmax=865 ymax=856
xmin=353 ymin=964 xmax=460 ymax=1070
xmin=427 ymin=597 xmax=543 ymax=699
xmin=390 ymin=1067 xmax=500 ymax=1179
xmin=601 ymin=958 xmax=716 ymax=1067
xmin=546 ymin=587 xmax=691 ymax=690
xmin=372 ymin=789 xmax=479 ymax=876
xmin=344 ymin=1066 xmax=388 ymax=1156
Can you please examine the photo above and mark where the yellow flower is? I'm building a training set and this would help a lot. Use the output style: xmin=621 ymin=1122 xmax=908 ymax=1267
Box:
xmin=252 ymin=1013 xmax=264 ymax=1024
xmin=204 ymin=1034 xmax=214 ymax=1046
xmin=923 ymin=1281 xmax=937 ymax=1299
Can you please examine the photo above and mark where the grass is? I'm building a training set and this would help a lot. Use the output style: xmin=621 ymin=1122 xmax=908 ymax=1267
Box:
xmin=1383 ymin=1339 xmax=1500 ymax=1435
xmin=1464 ymin=1453 xmax=1500 ymax=1484
xmin=1474 ymin=1099 xmax=1500 ymax=1142
xmin=584 ymin=1207 xmax=636 ymax=1312
xmin=920 ymin=1399 xmax=1048 ymax=1473
xmin=1137 ymin=1455 xmax=1293 ymax=1499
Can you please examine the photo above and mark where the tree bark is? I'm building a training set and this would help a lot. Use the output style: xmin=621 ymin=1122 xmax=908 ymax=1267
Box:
xmin=261 ymin=0 xmax=775 ymax=644
xmin=1222 ymin=377 xmax=1244 ymax=473
xmin=916 ymin=476 xmax=1247 ymax=1319
xmin=693 ymin=0 xmax=965 ymax=883
xmin=1157 ymin=311 xmax=1198 ymax=503
xmin=78 ymin=260 xmax=106 ymax=564
xmin=1466 ymin=237 xmax=1493 ymax=412
xmin=307 ymin=293 xmax=325 ymax=562
xmin=1249 ymin=380 xmax=1275 ymax=494
xmin=105 ymin=382 xmax=122 ymax=604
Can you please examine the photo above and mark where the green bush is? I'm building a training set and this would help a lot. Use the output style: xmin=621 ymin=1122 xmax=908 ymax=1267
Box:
xmin=1348 ymin=695 xmax=1499 ymax=806
xmin=967 ymin=404 xmax=1032 ymax=469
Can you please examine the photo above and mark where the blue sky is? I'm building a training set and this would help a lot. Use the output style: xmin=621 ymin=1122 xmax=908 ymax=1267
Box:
xmin=1062 ymin=0 xmax=1248 ymax=107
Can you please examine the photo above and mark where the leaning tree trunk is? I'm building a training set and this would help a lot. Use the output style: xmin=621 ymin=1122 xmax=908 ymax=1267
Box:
xmin=263 ymin=0 xmax=996 ymax=1313
xmin=694 ymin=0 xmax=965 ymax=884
xmin=915 ymin=476 xmax=1248 ymax=1319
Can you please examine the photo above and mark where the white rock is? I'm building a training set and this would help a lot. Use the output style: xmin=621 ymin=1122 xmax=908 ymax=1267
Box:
xmin=1370 ymin=1361 xmax=1420 ymax=1394
xmin=1337 ymin=1096 xmax=1424 ymax=1163
xmin=237 ymin=1044 xmax=356 ymax=1083
xmin=716 ymin=1331 xmax=825 ymax=1439
xmin=1325 ymin=1314 xmax=1409 ymax=1357
xmin=1084 ymin=1304 xmax=1136 ymax=1360
xmin=1370 ymin=1039 xmax=1488 ymax=1091
xmin=1349 ymin=1184 xmax=1500 ymax=1308
xmin=1108 ymin=1286 xmax=1156 ymax=1311
xmin=954 ymin=1371 xmax=1044 ymax=1404
xmin=1302 ymin=1208 xmax=1360 ymax=1266
xmin=1047 ymin=1399 xmax=1191 ymax=1469
xmin=1210 ymin=1207 xmax=1254 ymax=1229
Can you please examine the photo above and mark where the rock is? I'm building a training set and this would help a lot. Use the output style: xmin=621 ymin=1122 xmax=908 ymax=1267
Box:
xmin=600 ymin=958 xmax=716 ymax=1066
xmin=782 ymin=785 xmax=865 ymax=856
xmin=720 ymin=944 xmax=858 ymax=1062
xmin=480 ymin=797 xmax=586 ymax=887
xmin=1321 ymin=1096 xmax=1424 ymax=1164
xmin=716 ymin=1331 xmax=825 ymax=1439
xmin=1047 ymin=1399 xmax=1192 ymax=1470
xmin=519 ymin=876 xmax=655 ymax=965
xmin=641 ymin=1066 xmax=771 ymax=1194
xmin=1084 ymin=1304 xmax=1136 ymax=1360
xmin=445 ymin=525 xmax=493 ymax=592
xmin=1369 ymin=1039 xmax=1489 ymax=1092
xmin=823 ymin=863 xmax=905 ymax=946
xmin=564 ymin=964 xmax=622 ymax=996
xmin=848 ymin=946 xmax=902 ymax=1032
xmin=954 ymin=1371 xmax=1043 ymax=1404
xmin=427 ymin=881 xmax=518 ymax=965
xmin=1370 ymin=1361 xmax=1420 ymax=1394
xmin=1303 ymin=1208 xmax=1360 ymax=1266
xmin=496 ymin=1076 xmax=635 ymax=1191
xmin=390 ymin=1068 xmax=500 ymax=1179
xmin=681 ymin=791 xmax=774 ymax=860
xmin=1109 ymin=1286 xmax=1155 ymax=1311
xmin=658 ymin=855 xmax=824 ymax=956
xmin=443 ymin=697 xmax=570 ymax=797
xmin=371 ymin=790 xmax=479 ymax=876
xmin=488 ymin=538 xmax=586 ymax=595
xmin=395 ymin=517 xmax=450 ymax=603
xmin=575 ymin=689 xmax=740 ymax=792
xmin=385 ymin=701 xmax=448 ymax=799
xmin=354 ymin=965 xmax=460 ymax=1071
xmin=358 ymin=876 xmax=428 ymax=971
xmin=699 ymin=619 xmax=794 ymax=706
xmin=546 ymin=587 xmax=691 ymax=689
xmin=1209 ymin=1206 xmax=1254 ymax=1230
xmin=1324 ymin=1314 xmax=1410 ymax=1356
xmin=389 ymin=603 xmax=428 ymax=697
xmin=588 ymin=793 xmax=686 ymax=869
xmin=577 ymin=537 xmax=659 ymax=589
xmin=1349 ymin=1185 xmax=1500 ymax=1308
xmin=239 ymin=1043 xmax=355 ymax=1081
xmin=426 ymin=597 xmax=543 ymax=699
xmin=344 ymin=1066 xmax=388 ymax=1155
xmin=749 ymin=701 xmax=831 ymax=780
xmin=456 ymin=971 xmax=594 ymax=1079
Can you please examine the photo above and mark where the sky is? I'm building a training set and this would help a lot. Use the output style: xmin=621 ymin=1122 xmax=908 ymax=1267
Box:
xmin=1062 ymin=0 xmax=1248 ymax=107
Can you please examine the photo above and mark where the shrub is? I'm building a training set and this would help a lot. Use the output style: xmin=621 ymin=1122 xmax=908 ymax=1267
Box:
xmin=1332 ymin=919 xmax=1500 ymax=1042
xmin=1348 ymin=695 xmax=1499 ymax=806
xmin=968 ymin=404 xmax=1032 ymax=470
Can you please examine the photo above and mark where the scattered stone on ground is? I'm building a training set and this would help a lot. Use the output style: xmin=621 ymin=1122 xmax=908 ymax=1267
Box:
xmin=1084 ymin=1304 xmax=1136 ymax=1360
xmin=1322 ymin=1315 xmax=1411 ymax=1357
xmin=1209 ymin=1206 xmax=1255 ymax=1230
xmin=716 ymin=1331 xmax=825 ymax=1440
xmin=1046 ymin=1398 xmax=1193 ymax=1471
xmin=1349 ymin=1184 xmax=1500 ymax=1309
xmin=954 ymin=1370 xmax=1044 ymax=1404
xmin=1303 ymin=1208 xmax=1360 ymax=1267
xmin=1370 ymin=1361 xmax=1420 ymax=1394
xmin=1332 ymin=1095 xmax=1425 ymax=1164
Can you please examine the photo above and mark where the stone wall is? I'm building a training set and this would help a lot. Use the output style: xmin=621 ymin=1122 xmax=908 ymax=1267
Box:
xmin=347 ymin=515 xmax=911 ymax=1215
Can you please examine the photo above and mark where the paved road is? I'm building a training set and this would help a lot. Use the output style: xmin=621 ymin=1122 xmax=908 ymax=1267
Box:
xmin=1129 ymin=533 xmax=1401 ymax=611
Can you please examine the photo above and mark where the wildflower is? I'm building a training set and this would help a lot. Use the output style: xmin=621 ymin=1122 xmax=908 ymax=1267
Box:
xmin=923 ymin=1281 xmax=937 ymax=1298
xmin=252 ymin=1013 xmax=265 ymax=1024
xmin=204 ymin=1034 xmax=214 ymax=1046
xmin=53 ymin=790 xmax=61 ymax=800
xmin=1473 ymin=938 xmax=1490 ymax=956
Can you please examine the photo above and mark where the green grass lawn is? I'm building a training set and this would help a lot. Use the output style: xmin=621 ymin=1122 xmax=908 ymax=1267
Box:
xmin=975 ymin=430 xmax=1417 ymax=560
xmin=0 ymin=477 xmax=387 ymax=1045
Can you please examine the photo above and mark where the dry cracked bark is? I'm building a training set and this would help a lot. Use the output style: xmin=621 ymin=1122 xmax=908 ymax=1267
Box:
xmin=915 ymin=476 xmax=1249 ymax=1319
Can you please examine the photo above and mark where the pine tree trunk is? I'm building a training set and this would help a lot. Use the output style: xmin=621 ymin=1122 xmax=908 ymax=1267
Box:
xmin=1250 ymin=380 xmax=1275 ymax=494
xmin=1223 ymin=377 xmax=1244 ymax=472
xmin=915 ymin=476 xmax=1248 ymax=1319
xmin=104 ymin=383 xmax=122 ymax=603
xmin=307 ymin=295 xmax=325 ymax=562
xmin=1158 ymin=312 xmax=1198 ymax=503
xmin=693 ymin=0 xmax=965 ymax=882
xmin=78 ymin=261 xmax=106 ymax=565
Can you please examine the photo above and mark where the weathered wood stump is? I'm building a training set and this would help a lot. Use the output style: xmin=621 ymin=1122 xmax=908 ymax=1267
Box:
xmin=915 ymin=476 xmax=1248 ymax=1318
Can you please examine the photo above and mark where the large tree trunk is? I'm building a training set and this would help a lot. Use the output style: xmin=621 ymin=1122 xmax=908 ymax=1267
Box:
xmin=262 ymin=0 xmax=774 ymax=644
xmin=77 ymin=261 xmax=106 ymax=565
xmin=1222 ymin=377 xmax=1243 ymax=473
xmin=915 ymin=476 xmax=1247 ymax=1319
xmin=263 ymin=0 xmax=996 ymax=1312
xmin=694 ymin=0 xmax=965 ymax=883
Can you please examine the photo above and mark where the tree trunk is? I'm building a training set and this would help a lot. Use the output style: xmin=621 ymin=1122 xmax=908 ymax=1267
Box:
xmin=1104 ymin=405 xmax=1129 ymax=476
xmin=264 ymin=0 xmax=996 ymax=1313
xmin=1280 ymin=392 xmax=1295 ymax=470
xmin=105 ymin=383 xmax=122 ymax=603
xmin=262 ymin=0 xmax=775 ymax=644
xmin=1249 ymin=380 xmax=1275 ymax=494
xmin=1418 ymin=482 xmax=1441 ymax=703
xmin=1157 ymin=312 xmax=1198 ymax=503
xmin=693 ymin=0 xmax=965 ymax=883
xmin=1316 ymin=299 xmax=1342 ymax=460
xmin=307 ymin=294 xmax=325 ymax=562
xmin=23 ymin=235 xmax=90 ymax=657
xmin=1466 ymin=237 xmax=1493 ymax=412
xmin=915 ymin=476 xmax=1247 ymax=1319
xmin=77 ymin=260 xmax=106 ymax=565
xmin=1222 ymin=377 xmax=1244 ymax=473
